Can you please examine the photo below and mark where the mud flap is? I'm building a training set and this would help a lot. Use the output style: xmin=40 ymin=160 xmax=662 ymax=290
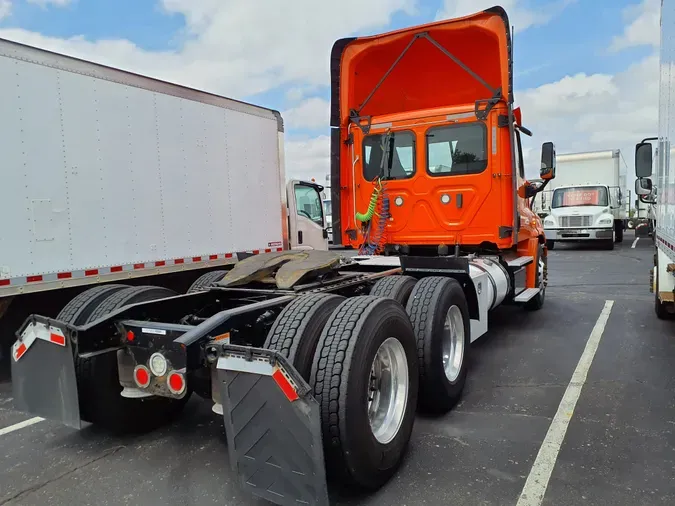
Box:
xmin=216 ymin=344 xmax=328 ymax=506
xmin=10 ymin=318 xmax=81 ymax=429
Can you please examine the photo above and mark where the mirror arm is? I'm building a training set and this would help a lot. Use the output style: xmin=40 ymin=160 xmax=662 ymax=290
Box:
xmin=516 ymin=124 xmax=533 ymax=137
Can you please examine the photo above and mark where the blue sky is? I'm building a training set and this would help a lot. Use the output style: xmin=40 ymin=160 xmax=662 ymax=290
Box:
xmin=0 ymin=0 xmax=661 ymax=181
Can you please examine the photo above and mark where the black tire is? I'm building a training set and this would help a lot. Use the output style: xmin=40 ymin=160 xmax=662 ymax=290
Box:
xmin=525 ymin=244 xmax=547 ymax=311
xmin=310 ymin=296 xmax=418 ymax=491
xmin=370 ymin=275 xmax=418 ymax=306
xmin=603 ymin=237 xmax=615 ymax=250
xmin=187 ymin=270 xmax=228 ymax=293
xmin=76 ymin=286 xmax=190 ymax=433
xmin=546 ymin=239 xmax=555 ymax=250
xmin=56 ymin=284 xmax=130 ymax=325
xmin=264 ymin=293 xmax=344 ymax=380
xmin=406 ymin=277 xmax=470 ymax=414
xmin=615 ymin=221 xmax=624 ymax=243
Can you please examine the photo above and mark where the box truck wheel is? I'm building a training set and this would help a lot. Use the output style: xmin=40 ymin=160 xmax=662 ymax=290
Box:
xmin=406 ymin=277 xmax=470 ymax=413
xmin=310 ymin=296 xmax=418 ymax=491
xmin=56 ymin=284 xmax=130 ymax=325
xmin=546 ymin=239 xmax=555 ymax=250
xmin=187 ymin=270 xmax=227 ymax=293
xmin=264 ymin=293 xmax=344 ymax=380
xmin=76 ymin=286 xmax=191 ymax=433
xmin=370 ymin=275 xmax=418 ymax=306
xmin=525 ymin=244 xmax=547 ymax=311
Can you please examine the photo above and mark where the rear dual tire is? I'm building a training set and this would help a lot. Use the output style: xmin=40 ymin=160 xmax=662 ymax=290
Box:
xmin=57 ymin=285 xmax=190 ymax=434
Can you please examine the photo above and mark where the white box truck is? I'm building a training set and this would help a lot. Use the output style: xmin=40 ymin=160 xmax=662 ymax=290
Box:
xmin=0 ymin=37 xmax=329 ymax=353
xmin=542 ymin=149 xmax=627 ymax=250
xmin=634 ymin=0 xmax=675 ymax=318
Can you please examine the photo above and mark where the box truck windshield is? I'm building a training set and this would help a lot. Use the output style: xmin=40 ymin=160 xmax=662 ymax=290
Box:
xmin=552 ymin=186 xmax=609 ymax=208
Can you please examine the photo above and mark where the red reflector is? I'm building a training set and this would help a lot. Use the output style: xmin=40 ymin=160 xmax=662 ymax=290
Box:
xmin=14 ymin=343 xmax=27 ymax=361
xmin=27 ymin=275 xmax=43 ymax=283
xmin=264 ymin=248 xmax=272 ymax=253
xmin=111 ymin=266 xmax=123 ymax=273
xmin=252 ymin=250 xmax=260 ymax=255
xmin=192 ymin=256 xmax=201 ymax=262
xmin=276 ymin=248 xmax=283 ymax=252
xmin=135 ymin=367 xmax=150 ymax=387
xmin=57 ymin=272 xmax=72 ymax=280
xmin=133 ymin=263 xmax=144 ymax=270
xmin=272 ymin=369 xmax=298 ymax=402
xmin=85 ymin=269 xmax=98 ymax=276
xmin=50 ymin=333 xmax=65 ymax=346
xmin=0 ymin=279 xmax=9 ymax=286
xmin=175 ymin=258 xmax=184 ymax=264
xmin=126 ymin=330 xmax=135 ymax=342
xmin=209 ymin=254 xmax=218 ymax=260
xmin=225 ymin=253 xmax=233 ymax=258
xmin=168 ymin=372 xmax=185 ymax=394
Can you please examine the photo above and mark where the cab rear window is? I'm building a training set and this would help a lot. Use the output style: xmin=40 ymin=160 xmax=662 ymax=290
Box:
xmin=362 ymin=131 xmax=415 ymax=181
xmin=426 ymin=123 xmax=488 ymax=176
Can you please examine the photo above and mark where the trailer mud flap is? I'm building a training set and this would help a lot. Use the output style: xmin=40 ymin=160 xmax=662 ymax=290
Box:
xmin=216 ymin=345 xmax=328 ymax=506
xmin=10 ymin=318 xmax=81 ymax=429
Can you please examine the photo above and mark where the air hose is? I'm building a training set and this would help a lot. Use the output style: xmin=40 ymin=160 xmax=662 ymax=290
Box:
xmin=357 ymin=179 xmax=391 ymax=255
xmin=355 ymin=180 xmax=382 ymax=223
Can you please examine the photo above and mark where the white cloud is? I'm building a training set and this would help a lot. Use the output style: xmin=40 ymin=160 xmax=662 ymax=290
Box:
xmin=0 ymin=0 xmax=11 ymax=21
xmin=285 ymin=135 xmax=331 ymax=182
xmin=283 ymin=97 xmax=330 ymax=130
xmin=0 ymin=0 xmax=416 ymax=99
xmin=436 ymin=0 xmax=575 ymax=33
xmin=518 ymin=53 xmax=659 ymax=179
xmin=610 ymin=0 xmax=660 ymax=52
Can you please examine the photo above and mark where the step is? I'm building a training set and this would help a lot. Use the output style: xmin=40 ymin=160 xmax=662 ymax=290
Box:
xmin=514 ymin=287 xmax=541 ymax=303
xmin=507 ymin=256 xmax=534 ymax=268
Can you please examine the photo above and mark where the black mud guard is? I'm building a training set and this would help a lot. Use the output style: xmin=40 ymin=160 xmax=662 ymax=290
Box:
xmin=215 ymin=344 xmax=328 ymax=506
xmin=10 ymin=316 xmax=81 ymax=429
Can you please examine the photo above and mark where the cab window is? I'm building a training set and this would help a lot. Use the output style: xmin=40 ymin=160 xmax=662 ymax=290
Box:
xmin=294 ymin=184 xmax=324 ymax=226
xmin=362 ymin=131 xmax=415 ymax=181
xmin=426 ymin=123 xmax=488 ymax=176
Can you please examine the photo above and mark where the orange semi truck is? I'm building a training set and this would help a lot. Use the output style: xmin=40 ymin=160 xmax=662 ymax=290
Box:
xmin=9 ymin=7 xmax=555 ymax=506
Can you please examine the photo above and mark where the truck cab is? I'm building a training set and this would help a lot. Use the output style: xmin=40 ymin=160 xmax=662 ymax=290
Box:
xmin=330 ymin=7 xmax=555 ymax=287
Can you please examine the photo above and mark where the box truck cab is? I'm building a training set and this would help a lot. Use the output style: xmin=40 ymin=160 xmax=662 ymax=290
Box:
xmin=542 ymin=150 xmax=627 ymax=250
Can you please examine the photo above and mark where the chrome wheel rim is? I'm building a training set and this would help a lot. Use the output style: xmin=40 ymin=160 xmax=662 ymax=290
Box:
xmin=367 ymin=337 xmax=409 ymax=445
xmin=442 ymin=305 xmax=465 ymax=382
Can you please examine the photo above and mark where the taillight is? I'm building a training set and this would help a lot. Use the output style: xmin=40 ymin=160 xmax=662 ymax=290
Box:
xmin=126 ymin=330 xmax=135 ymax=342
xmin=149 ymin=352 xmax=168 ymax=377
xmin=134 ymin=365 xmax=151 ymax=388
xmin=167 ymin=371 xmax=186 ymax=395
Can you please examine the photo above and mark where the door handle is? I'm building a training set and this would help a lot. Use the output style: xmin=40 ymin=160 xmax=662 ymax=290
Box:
xmin=323 ymin=229 xmax=328 ymax=239
xmin=298 ymin=231 xmax=303 ymax=244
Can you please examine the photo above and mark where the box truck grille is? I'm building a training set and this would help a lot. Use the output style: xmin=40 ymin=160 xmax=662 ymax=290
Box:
xmin=559 ymin=216 xmax=592 ymax=228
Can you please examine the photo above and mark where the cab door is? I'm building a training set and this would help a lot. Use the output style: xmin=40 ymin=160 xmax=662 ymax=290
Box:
xmin=287 ymin=180 xmax=329 ymax=250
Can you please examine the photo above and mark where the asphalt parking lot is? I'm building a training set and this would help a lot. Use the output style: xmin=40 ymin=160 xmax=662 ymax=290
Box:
xmin=1 ymin=231 xmax=674 ymax=506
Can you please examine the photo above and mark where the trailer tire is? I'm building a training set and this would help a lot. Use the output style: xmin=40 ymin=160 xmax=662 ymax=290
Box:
xmin=264 ymin=293 xmax=344 ymax=380
xmin=310 ymin=296 xmax=418 ymax=491
xmin=615 ymin=221 xmax=624 ymax=243
xmin=406 ymin=277 xmax=470 ymax=414
xmin=370 ymin=275 xmax=418 ymax=306
xmin=525 ymin=244 xmax=547 ymax=311
xmin=187 ymin=270 xmax=228 ymax=293
xmin=76 ymin=286 xmax=190 ymax=433
xmin=56 ymin=284 xmax=130 ymax=325
xmin=546 ymin=239 xmax=555 ymax=250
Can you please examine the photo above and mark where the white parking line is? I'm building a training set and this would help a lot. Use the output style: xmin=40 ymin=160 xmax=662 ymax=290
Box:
xmin=0 ymin=416 xmax=44 ymax=436
xmin=516 ymin=300 xmax=614 ymax=506
xmin=632 ymin=237 xmax=640 ymax=248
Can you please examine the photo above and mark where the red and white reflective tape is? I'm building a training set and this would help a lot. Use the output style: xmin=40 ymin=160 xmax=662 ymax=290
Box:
xmin=0 ymin=246 xmax=285 ymax=289
xmin=657 ymin=235 xmax=675 ymax=252
xmin=13 ymin=322 xmax=66 ymax=362
xmin=216 ymin=355 xmax=299 ymax=402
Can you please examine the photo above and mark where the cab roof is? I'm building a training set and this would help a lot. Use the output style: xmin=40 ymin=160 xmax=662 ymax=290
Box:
xmin=330 ymin=6 xmax=513 ymax=127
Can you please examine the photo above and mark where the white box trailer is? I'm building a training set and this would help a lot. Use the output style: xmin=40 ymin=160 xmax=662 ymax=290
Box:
xmin=0 ymin=37 xmax=329 ymax=349
xmin=543 ymin=149 xmax=627 ymax=250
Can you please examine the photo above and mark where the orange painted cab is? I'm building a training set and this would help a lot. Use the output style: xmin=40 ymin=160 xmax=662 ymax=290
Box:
xmin=329 ymin=6 xmax=556 ymax=291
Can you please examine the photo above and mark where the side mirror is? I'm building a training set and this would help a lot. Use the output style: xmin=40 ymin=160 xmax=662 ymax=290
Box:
xmin=635 ymin=178 xmax=652 ymax=196
xmin=540 ymin=142 xmax=556 ymax=180
xmin=635 ymin=142 xmax=653 ymax=177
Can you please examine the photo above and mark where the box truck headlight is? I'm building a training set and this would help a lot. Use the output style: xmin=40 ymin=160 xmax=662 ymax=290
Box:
xmin=598 ymin=217 xmax=613 ymax=225
xmin=544 ymin=218 xmax=555 ymax=227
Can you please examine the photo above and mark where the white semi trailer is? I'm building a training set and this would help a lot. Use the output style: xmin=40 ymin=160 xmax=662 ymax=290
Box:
xmin=0 ymin=37 xmax=329 ymax=353
xmin=543 ymin=150 xmax=627 ymax=250
xmin=634 ymin=0 xmax=675 ymax=317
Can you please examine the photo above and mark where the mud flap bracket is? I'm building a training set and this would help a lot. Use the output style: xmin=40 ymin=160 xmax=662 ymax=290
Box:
xmin=215 ymin=344 xmax=328 ymax=506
